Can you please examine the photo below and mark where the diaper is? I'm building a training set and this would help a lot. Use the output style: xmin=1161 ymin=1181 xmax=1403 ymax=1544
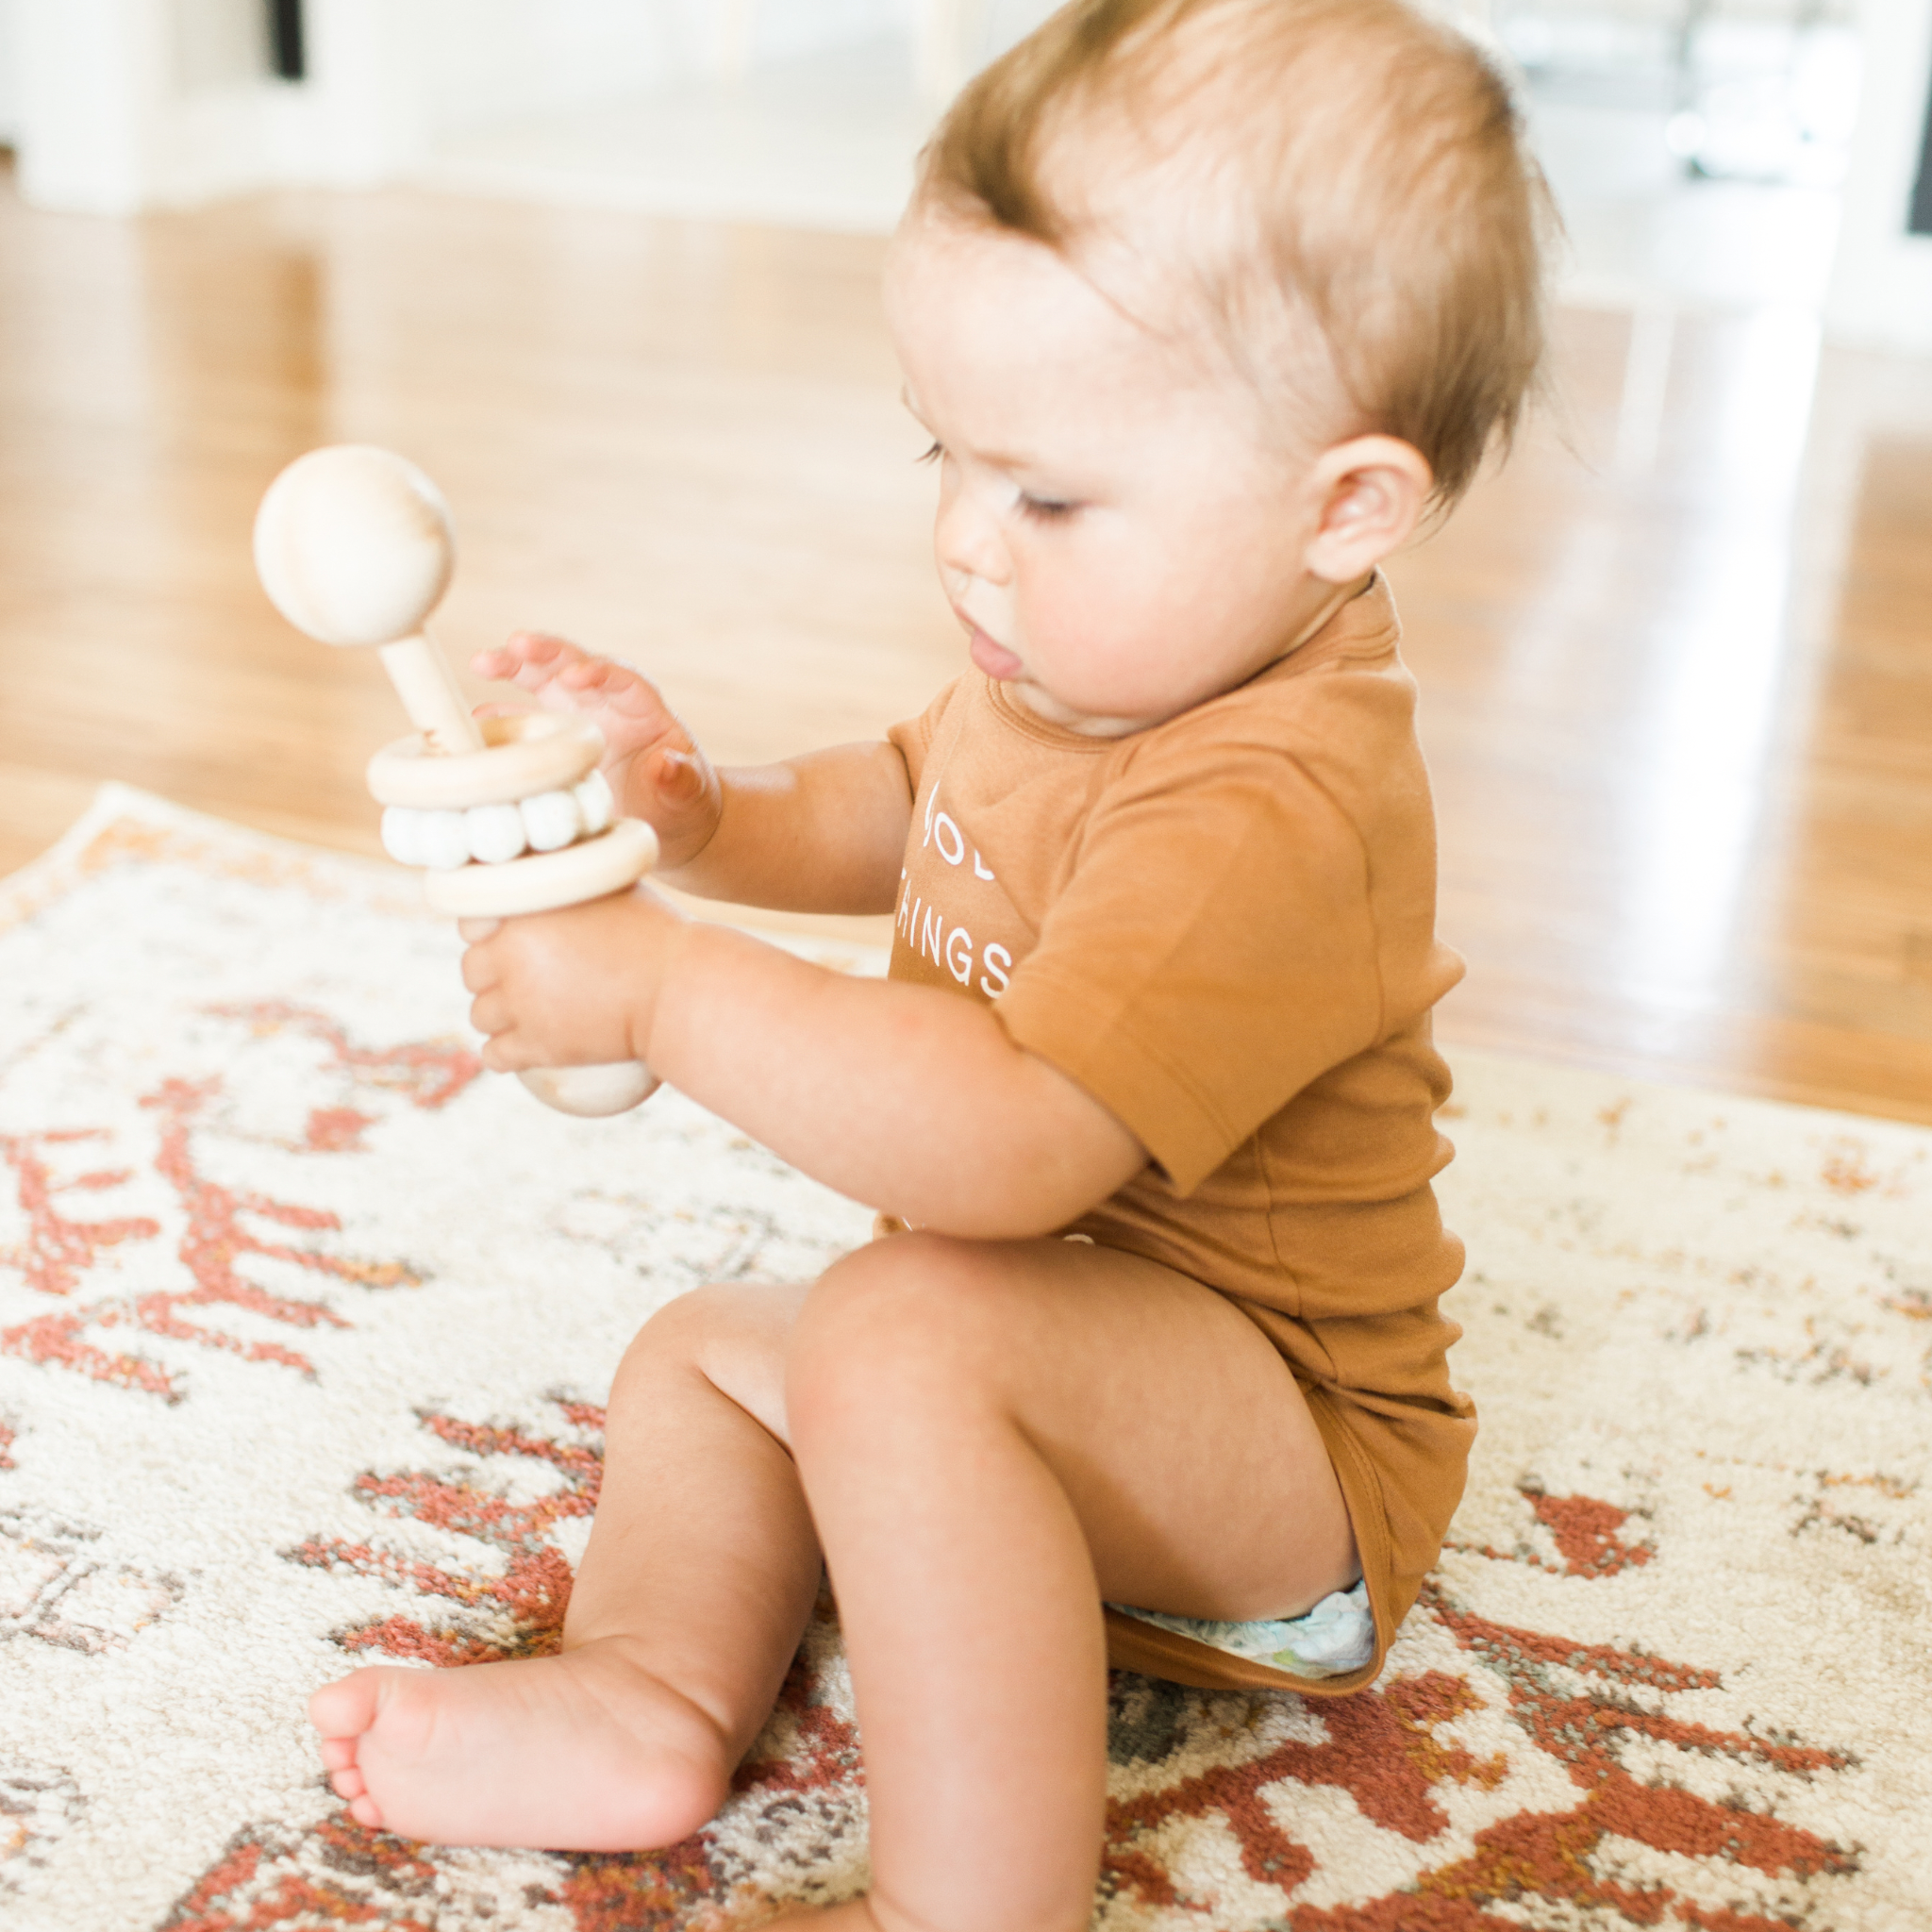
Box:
xmin=1108 ymin=1577 xmax=1374 ymax=1679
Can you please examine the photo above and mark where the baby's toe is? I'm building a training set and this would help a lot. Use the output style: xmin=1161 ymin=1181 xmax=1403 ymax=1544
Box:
xmin=318 ymin=1736 xmax=358 ymax=1772
xmin=346 ymin=1792 xmax=387 ymax=1831
xmin=329 ymin=1765 xmax=367 ymax=1801
xmin=309 ymin=1670 xmax=381 ymax=1740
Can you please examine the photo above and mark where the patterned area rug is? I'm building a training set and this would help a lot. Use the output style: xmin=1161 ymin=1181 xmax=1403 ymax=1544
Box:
xmin=2 ymin=787 xmax=1927 ymax=1932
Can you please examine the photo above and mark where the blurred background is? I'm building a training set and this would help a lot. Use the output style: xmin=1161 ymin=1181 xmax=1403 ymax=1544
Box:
xmin=1 ymin=0 xmax=1924 ymax=328
xmin=0 ymin=0 xmax=1929 ymax=1120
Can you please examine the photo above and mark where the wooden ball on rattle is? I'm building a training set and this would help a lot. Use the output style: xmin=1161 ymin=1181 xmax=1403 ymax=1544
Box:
xmin=254 ymin=442 xmax=658 ymax=1119
xmin=255 ymin=446 xmax=455 ymax=649
xmin=257 ymin=445 xmax=480 ymax=757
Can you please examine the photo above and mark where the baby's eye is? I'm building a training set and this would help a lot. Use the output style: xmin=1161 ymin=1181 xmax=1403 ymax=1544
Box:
xmin=916 ymin=441 xmax=943 ymax=466
xmin=1018 ymin=493 xmax=1078 ymax=523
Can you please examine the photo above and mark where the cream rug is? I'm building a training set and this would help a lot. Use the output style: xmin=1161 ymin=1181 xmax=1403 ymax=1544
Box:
xmin=1 ymin=787 xmax=1926 ymax=1932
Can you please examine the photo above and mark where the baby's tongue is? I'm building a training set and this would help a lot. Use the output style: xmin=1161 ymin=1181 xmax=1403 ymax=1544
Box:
xmin=970 ymin=629 xmax=1024 ymax=680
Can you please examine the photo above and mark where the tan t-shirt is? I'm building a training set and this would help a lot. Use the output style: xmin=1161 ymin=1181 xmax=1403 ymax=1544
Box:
xmin=884 ymin=576 xmax=1474 ymax=1692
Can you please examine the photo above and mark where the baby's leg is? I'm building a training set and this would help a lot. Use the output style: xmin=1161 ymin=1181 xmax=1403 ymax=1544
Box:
xmin=770 ymin=1234 xmax=1357 ymax=1932
xmin=309 ymin=1282 xmax=817 ymax=1850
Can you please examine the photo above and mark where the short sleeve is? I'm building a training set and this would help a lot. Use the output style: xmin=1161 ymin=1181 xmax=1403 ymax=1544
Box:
xmin=991 ymin=742 xmax=1383 ymax=1195
xmin=886 ymin=678 xmax=962 ymax=799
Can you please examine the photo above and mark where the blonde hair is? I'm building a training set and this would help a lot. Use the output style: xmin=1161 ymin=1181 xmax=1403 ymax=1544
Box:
xmin=918 ymin=0 xmax=1556 ymax=505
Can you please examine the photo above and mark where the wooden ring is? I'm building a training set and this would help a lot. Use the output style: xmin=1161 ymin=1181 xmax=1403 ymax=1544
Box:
xmin=421 ymin=817 xmax=658 ymax=917
xmin=367 ymin=712 xmax=603 ymax=808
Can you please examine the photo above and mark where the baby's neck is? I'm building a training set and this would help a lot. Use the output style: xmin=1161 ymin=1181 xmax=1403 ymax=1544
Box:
xmin=1007 ymin=570 xmax=1374 ymax=741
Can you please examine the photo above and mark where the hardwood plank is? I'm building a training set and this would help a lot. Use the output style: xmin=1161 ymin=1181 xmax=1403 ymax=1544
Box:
xmin=3 ymin=163 xmax=1930 ymax=1124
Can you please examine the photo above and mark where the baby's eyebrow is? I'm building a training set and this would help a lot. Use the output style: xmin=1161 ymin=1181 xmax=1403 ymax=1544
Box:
xmin=960 ymin=441 xmax=1058 ymax=480
xmin=898 ymin=387 xmax=1057 ymax=476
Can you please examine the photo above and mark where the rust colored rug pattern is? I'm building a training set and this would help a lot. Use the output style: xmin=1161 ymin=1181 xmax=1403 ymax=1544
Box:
xmin=1 ymin=788 xmax=1927 ymax=1931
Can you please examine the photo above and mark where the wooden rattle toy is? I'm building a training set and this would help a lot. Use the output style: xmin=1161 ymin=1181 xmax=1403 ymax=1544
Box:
xmin=254 ymin=444 xmax=660 ymax=1117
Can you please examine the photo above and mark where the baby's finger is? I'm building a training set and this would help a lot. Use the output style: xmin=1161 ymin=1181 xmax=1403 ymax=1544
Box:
xmin=459 ymin=946 xmax=499 ymax=994
xmin=558 ymin=655 xmax=645 ymax=701
xmin=468 ymin=987 xmax=513 ymax=1037
xmin=504 ymin=630 xmax=575 ymax=663
xmin=649 ymin=745 xmax=707 ymax=807
xmin=474 ymin=632 xmax=583 ymax=692
xmin=473 ymin=631 xmax=563 ymax=673
xmin=479 ymin=1034 xmax=536 ymax=1074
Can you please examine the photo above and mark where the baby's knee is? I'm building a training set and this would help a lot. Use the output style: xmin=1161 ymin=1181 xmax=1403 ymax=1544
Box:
xmin=787 ymin=1235 xmax=1012 ymax=1435
xmin=803 ymin=1232 xmax=1008 ymax=1346
xmin=623 ymin=1282 xmax=726 ymax=1358
xmin=614 ymin=1281 xmax=785 ymax=1396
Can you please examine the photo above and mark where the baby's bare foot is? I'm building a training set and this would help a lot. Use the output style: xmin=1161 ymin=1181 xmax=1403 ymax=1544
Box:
xmin=308 ymin=1637 xmax=730 ymax=1850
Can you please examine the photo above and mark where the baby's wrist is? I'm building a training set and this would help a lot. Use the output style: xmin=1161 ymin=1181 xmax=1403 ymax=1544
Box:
xmin=626 ymin=894 xmax=696 ymax=1072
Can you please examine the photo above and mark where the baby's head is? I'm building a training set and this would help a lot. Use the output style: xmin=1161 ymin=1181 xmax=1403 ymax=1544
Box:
xmin=886 ymin=0 xmax=1554 ymax=735
xmin=918 ymin=0 xmax=1551 ymax=506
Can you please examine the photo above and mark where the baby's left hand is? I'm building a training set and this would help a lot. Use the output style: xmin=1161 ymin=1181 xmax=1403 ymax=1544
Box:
xmin=459 ymin=887 xmax=687 ymax=1074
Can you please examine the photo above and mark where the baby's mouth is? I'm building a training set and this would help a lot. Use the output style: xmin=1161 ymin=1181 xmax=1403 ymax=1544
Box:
xmin=964 ymin=622 xmax=1024 ymax=682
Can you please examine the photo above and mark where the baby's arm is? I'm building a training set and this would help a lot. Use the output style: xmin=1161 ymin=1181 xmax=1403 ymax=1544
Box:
xmin=463 ymin=903 xmax=1145 ymax=1239
xmin=464 ymin=636 xmax=1129 ymax=1231
xmin=471 ymin=633 xmax=908 ymax=916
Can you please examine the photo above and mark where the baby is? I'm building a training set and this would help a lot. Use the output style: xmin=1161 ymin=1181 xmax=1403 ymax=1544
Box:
xmin=309 ymin=0 xmax=1551 ymax=1925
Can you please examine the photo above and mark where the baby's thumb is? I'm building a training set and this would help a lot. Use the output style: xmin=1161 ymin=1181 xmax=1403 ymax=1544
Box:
xmin=641 ymin=747 xmax=721 ymax=866
xmin=649 ymin=747 xmax=709 ymax=813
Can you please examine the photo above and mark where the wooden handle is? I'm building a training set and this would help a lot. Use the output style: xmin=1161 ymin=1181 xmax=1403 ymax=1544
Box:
xmin=448 ymin=826 xmax=661 ymax=1117
xmin=377 ymin=631 xmax=486 ymax=755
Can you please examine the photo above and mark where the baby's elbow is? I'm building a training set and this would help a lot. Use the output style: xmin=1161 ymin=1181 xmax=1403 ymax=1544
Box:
xmin=917 ymin=1199 xmax=1084 ymax=1242
xmin=916 ymin=1149 xmax=1140 ymax=1242
xmin=928 ymin=1198 xmax=1081 ymax=1242
xmin=896 ymin=1064 xmax=1146 ymax=1240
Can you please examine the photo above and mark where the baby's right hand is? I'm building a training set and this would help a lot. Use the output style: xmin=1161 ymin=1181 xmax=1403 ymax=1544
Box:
xmin=472 ymin=632 xmax=723 ymax=872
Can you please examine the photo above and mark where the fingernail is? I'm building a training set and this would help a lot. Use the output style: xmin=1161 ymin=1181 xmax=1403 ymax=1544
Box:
xmin=658 ymin=751 xmax=700 ymax=799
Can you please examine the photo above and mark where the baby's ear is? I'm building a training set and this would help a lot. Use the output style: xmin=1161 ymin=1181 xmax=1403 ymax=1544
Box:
xmin=1302 ymin=437 xmax=1432 ymax=582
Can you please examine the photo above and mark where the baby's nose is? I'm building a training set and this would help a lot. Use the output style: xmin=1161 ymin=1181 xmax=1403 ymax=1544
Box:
xmin=934 ymin=490 xmax=1012 ymax=589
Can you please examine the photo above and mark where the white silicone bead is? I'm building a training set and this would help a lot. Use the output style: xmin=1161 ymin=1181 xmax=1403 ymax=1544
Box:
xmin=420 ymin=809 xmax=471 ymax=871
xmin=381 ymin=806 xmax=426 ymax=868
xmin=464 ymin=801 xmax=528 ymax=865
xmin=521 ymin=789 xmax=583 ymax=853
xmin=573 ymin=769 xmax=615 ymax=836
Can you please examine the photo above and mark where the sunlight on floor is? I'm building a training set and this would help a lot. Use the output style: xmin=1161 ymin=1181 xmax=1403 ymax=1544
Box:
xmin=1607 ymin=308 xmax=1824 ymax=1003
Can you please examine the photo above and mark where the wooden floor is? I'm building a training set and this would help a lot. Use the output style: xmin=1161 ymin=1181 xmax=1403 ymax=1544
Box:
xmin=4 ymin=164 xmax=1932 ymax=1124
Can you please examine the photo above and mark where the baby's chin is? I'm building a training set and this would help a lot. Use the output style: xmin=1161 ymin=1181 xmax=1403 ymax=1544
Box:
xmin=1004 ymin=676 xmax=1163 ymax=741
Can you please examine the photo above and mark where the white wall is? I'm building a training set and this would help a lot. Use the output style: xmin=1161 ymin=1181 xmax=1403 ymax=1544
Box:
xmin=0 ymin=0 xmax=21 ymax=147
xmin=408 ymin=0 xmax=912 ymax=136
xmin=9 ymin=0 xmax=412 ymax=210
xmin=409 ymin=0 xmax=691 ymax=139
xmin=1825 ymin=0 xmax=1932 ymax=352
xmin=8 ymin=0 xmax=915 ymax=212
xmin=13 ymin=0 xmax=159 ymax=211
